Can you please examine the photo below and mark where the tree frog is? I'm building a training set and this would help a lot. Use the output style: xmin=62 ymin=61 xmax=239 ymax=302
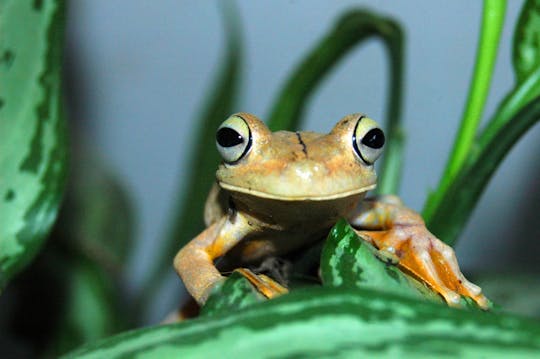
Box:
xmin=174 ymin=113 xmax=489 ymax=309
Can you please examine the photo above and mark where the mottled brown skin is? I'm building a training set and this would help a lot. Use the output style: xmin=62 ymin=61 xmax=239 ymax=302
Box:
xmin=174 ymin=113 xmax=489 ymax=309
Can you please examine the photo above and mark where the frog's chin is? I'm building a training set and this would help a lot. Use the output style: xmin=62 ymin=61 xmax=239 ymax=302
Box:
xmin=218 ymin=182 xmax=377 ymax=201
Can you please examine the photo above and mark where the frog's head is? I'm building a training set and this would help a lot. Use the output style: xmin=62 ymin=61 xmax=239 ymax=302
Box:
xmin=215 ymin=113 xmax=384 ymax=201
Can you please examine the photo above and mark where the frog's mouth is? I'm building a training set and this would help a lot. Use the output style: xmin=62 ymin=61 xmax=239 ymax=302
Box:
xmin=218 ymin=182 xmax=377 ymax=201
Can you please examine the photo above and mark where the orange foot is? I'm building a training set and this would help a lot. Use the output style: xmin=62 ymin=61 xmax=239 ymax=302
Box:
xmin=234 ymin=268 xmax=289 ymax=299
xmin=355 ymin=226 xmax=489 ymax=309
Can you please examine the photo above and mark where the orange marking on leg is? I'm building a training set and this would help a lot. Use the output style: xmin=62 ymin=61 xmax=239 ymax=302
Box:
xmin=235 ymin=268 xmax=288 ymax=299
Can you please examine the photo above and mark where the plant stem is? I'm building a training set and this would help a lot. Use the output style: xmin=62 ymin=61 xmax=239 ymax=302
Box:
xmin=376 ymin=27 xmax=405 ymax=195
xmin=423 ymin=0 xmax=506 ymax=223
xmin=267 ymin=10 xmax=403 ymax=134
xmin=427 ymin=96 xmax=540 ymax=246
xmin=445 ymin=0 xmax=506 ymax=181
xmin=266 ymin=10 xmax=405 ymax=195
xmin=480 ymin=66 xmax=540 ymax=148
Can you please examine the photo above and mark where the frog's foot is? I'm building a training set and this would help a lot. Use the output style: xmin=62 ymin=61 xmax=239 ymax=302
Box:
xmin=355 ymin=227 xmax=489 ymax=309
xmin=234 ymin=268 xmax=289 ymax=299
xmin=374 ymin=247 xmax=400 ymax=265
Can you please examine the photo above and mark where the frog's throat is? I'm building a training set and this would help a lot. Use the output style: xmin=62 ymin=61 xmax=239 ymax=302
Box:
xmin=218 ymin=182 xmax=377 ymax=201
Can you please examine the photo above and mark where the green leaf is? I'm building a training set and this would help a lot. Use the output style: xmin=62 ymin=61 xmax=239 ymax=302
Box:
xmin=137 ymin=2 xmax=243 ymax=317
xmin=60 ymin=148 xmax=135 ymax=273
xmin=513 ymin=0 xmax=540 ymax=83
xmin=424 ymin=2 xmax=540 ymax=244
xmin=423 ymin=0 xmax=506 ymax=224
xmin=200 ymin=271 xmax=266 ymax=317
xmin=163 ymin=1 xmax=242 ymax=257
xmin=267 ymin=9 xmax=402 ymax=131
xmin=45 ymin=148 xmax=134 ymax=355
xmin=470 ymin=66 xmax=540 ymax=161
xmin=320 ymin=219 xmax=443 ymax=304
xmin=266 ymin=9 xmax=405 ymax=195
xmin=50 ymin=256 xmax=126 ymax=356
xmin=65 ymin=287 xmax=540 ymax=358
xmin=0 ymin=0 xmax=68 ymax=291
xmin=0 ymin=149 xmax=134 ymax=356
xmin=427 ymin=96 xmax=540 ymax=246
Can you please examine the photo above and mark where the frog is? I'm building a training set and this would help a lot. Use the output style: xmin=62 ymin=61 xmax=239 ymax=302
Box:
xmin=174 ymin=112 xmax=489 ymax=309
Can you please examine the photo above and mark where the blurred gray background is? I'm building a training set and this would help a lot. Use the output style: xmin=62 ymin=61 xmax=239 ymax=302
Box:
xmin=64 ymin=1 xmax=539 ymax=319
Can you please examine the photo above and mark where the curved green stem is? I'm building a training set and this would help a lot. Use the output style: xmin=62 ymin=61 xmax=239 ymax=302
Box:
xmin=377 ymin=28 xmax=405 ymax=195
xmin=423 ymin=0 xmax=506 ymax=222
xmin=266 ymin=10 xmax=405 ymax=194
xmin=480 ymin=66 xmax=540 ymax=148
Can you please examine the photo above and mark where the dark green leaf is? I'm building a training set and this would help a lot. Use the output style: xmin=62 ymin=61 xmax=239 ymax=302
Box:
xmin=321 ymin=219 xmax=443 ymax=304
xmin=422 ymin=0 xmax=506 ymax=225
xmin=137 ymin=2 xmax=243 ymax=317
xmin=200 ymin=271 xmax=266 ymax=317
xmin=513 ymin=0 xmax=540 ymax=83
xmin=427 ymin=97 xmax=540 ymax=246
xmin=59 ymin=147 xmax=135 ymax=273
xmin=0 ymin=0 xmax=68 ymax=291
xmin=45 ymin=148 xmax=134 ymax=355
xmin=50 ymin=256 xmax=126 ymax=356
xmin=164 ymin=1 xmax=242 ymax=257
xmin=480 ymin=66 xmax=540 ymax=148
xmin=65 ymin=287 xmax=540 ymax=358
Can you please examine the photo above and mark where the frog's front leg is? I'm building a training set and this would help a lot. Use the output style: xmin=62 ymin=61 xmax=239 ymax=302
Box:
xmin=348 ymin=195 xmax=489 ymax=309
xmin=174 ymin=214 xmax=254 ymax=305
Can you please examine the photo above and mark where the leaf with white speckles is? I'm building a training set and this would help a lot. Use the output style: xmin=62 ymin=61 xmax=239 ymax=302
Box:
xmin=64 ymin=287 xmax=540 ymax=358
xmin=320 ymin=219 xmax=443 ymax=304
xmin=0 ymin=0 xmax=68 ymax=291
xmin=200 ymin=271 xmax=266 ymax=317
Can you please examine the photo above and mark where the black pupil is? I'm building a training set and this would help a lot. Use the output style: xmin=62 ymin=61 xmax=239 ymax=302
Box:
xmin=216 ymin=127 xmax=244 ymax=147
xmin=361 ymin=128 xmax=385 ymax=149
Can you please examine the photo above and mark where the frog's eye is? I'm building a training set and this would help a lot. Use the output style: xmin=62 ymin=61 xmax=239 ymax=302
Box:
xmin=216 ymin=115 xmax=252 ymax=164
xmin=352 ymin=116 xmax=385 ymax=165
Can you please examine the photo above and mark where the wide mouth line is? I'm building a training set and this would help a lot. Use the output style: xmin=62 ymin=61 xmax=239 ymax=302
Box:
xmin=218 ymin=182 xmax=376 ymax=201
